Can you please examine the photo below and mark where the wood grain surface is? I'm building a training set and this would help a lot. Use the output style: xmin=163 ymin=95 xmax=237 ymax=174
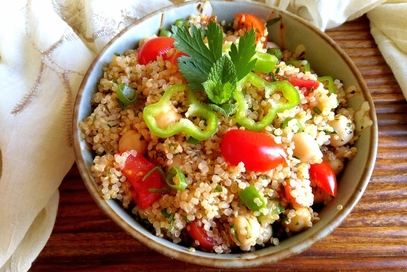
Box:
xmin=30 ymin=15 xmax=407 ymax=271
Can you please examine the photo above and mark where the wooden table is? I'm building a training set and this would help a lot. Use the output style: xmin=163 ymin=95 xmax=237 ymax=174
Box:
xmin=30 ymin=15 xmax=407 ymax=271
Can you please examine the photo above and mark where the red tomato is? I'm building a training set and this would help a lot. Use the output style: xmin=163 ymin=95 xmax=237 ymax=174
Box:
xmin=137 ymin=37 xmax=176 ymax=65
xmin=221 ymin=129 xmax=287 ymax=172
xmin=309 ymin=161 xmax=337 ymax=197
xmin=122 ymin=153 xmax=167 ymax=210
xmin=187 ymin=220 xmax=215 ymax=250
xmin=288 ymin=76 xmax=320 ymax=90
xmin=235 ymin=13 xmax=267 ymax=46
xmin=167 ymin=49 xmax=188 ymax=69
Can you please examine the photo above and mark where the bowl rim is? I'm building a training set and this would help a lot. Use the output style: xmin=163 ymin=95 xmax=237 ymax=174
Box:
xmin=72 ymin=0 xmax=378 ymax=268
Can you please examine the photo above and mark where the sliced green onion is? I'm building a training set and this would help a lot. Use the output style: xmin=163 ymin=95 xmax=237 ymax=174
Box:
xmin=313 ymin=106 xmax=322 ymax=115
xmin=166 ymin=166 xmax=187 ymax=190
xmin=282 ymin=117 xmax=303 ymax=132
xmin=187 ymin=136 xmax=200 ymax=145
xmin=159 ymin=29 xmax=172 ymax=37
xmin=230 ymin=224 xmax=242 ymax=243
xmin=318 ymin=76 xmax=336 ymax=94
xmin=238 ymin=185 xmax=267 ymax=211
xmin=215 ymin=185 xmax=223 ymax=192
xmin=174 ymin=18 xmax=186 ymax=28
xmin=116 ymin=83 xmax=138 ymax=108
xmin=266 ymin=17 xmax=281 ymax=27
xmin=161 ymin=208 xmax=171 ymax=218
xmin=269 ymin=199 xmax=285 ymax=215
xmin=148 ymin=188 xmax=170 ymax=194
xmin=266 ymin=47 xmax=282 ymax=60
xmin=142 ymin=166 xmax=165 ymax=182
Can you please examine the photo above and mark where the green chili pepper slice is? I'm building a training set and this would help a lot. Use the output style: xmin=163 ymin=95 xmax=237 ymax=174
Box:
xmin=238 ymin=185 xmax=267 ymax=211
xmin=143 ymin=84 xmax=218 ymax=140
xmin=235 ymin=72 xmax=300 ymax=132
xmin=252 ymin=51 xmax=278 ymax=73
xmin=318 ymin=76 xmax=336 ymax=94
xmin=116 ymin=83 xmax=138 ymax=108
xmin=166 ymin=166 xmax=187 ymax=190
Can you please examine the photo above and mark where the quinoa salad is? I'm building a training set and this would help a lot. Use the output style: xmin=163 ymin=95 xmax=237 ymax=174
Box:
xmin=79 ymin=13 xmax=358 ymax=254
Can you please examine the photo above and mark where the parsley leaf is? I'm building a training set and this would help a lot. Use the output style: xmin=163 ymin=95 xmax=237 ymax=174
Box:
xmin=229 ymin=29 xmax=257 ymax=80
xmin=172 ymin=22 xmax=222 ymax=90
xmin=203 ymin=55 xmax=237 ymax=104
xmin=172 ymin=20 xmax=257 ymax=108
xmin=206 ymin=21 xmax=223 ymax=61
xmin=174 ymin=56 xmax=209 ymax=90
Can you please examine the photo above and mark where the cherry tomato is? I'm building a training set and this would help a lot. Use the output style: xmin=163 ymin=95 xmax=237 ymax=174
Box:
xmin=235 ymin=13 xmax=267 ymax=46
xmin=187 ymin=220 xmax=215 ymax=250
xmin=288 ymin=76 xmax=320 ymax=90
xmin=221 ymin=129 xmax=287 ymax=172
xmin=122 ymin=153 xmax=167 ymax=210
xmin=167 ymin=49 xmax=188 ymax=69
xmin=137 ymin=37 xmax=176 ymax=65
xmin=309 ymin=161 xmax=337 ymax=197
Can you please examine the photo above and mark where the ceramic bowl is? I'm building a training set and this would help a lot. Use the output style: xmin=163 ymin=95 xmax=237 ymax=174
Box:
xmin=73 ymin=0 xmax=378 ymax=268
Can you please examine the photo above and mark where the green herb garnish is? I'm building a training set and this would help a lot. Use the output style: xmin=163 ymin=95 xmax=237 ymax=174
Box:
xmin=266 ymin=17 xmax=282 ymax=28
xmin=172 ymin=21 xmax=257 ymax=107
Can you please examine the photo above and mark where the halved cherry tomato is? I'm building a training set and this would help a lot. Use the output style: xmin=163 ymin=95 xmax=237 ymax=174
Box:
xmin=167 ymin=49 xmax=188 ymax=69
xmin=137 ymin=37 xmax=176 ymax=65
xmin=288 ymin=76 xmax=320 ymax=90
xmin=122 ymin=153 xmax=167 ymax=210
xmin=235 ymin=13 xmax=267 ymax=46
xmin=221 ymin=129 xmax=287 ymax=172
xmin=187 ymin=220 xmax=215 ymax=250
xmin=309 ymin=161 xmax=337 ymax=197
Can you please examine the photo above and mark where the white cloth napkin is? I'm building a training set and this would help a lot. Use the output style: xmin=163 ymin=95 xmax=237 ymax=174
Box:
xmin=0 ymin=0 xmax=405 ymax=271
xmin=367 ymin=0 xmax=407 ymax=100
xmin=0 ymin=1 xmax=172 ymax=271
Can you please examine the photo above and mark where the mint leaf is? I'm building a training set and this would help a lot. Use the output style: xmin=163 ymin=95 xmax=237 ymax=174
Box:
xmin=202 ymin=55 xmax=237 ymax=104
xmin=229 ymin=29 xmax=257 ymax=80
xmin=208 ymin=103 xmax=238 ymax=117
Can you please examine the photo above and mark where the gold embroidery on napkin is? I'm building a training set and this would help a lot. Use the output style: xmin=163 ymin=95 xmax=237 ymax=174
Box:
xmin=12 ymin=1 xmax=83 ymax=147
xmin=53 ymin=0 xmax=90 ymax=42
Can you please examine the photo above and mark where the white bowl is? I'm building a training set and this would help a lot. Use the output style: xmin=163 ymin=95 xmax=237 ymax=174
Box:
xmin=73 ymin=0 xmax=378 ymax=268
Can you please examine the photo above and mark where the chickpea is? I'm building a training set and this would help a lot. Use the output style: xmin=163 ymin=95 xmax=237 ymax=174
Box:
xmin=292 ymin=132 xmax=323 ymax=163
xmin=329 ymin=115 xmax=354 ymax=147
xmin=258 ymin=224 xmax=273 ymax=245
xmin=327 ymin=158 xmax=344 ymax=175
xmin=284 ymin=207 xmax=312 ymax=232
xmin=118 ymin=130 xmax=148 ymax=155
xmin=154 ymin=104 xmax=182 ymax=129
xmin=230 ymin=215 xmax=261 ymax=251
